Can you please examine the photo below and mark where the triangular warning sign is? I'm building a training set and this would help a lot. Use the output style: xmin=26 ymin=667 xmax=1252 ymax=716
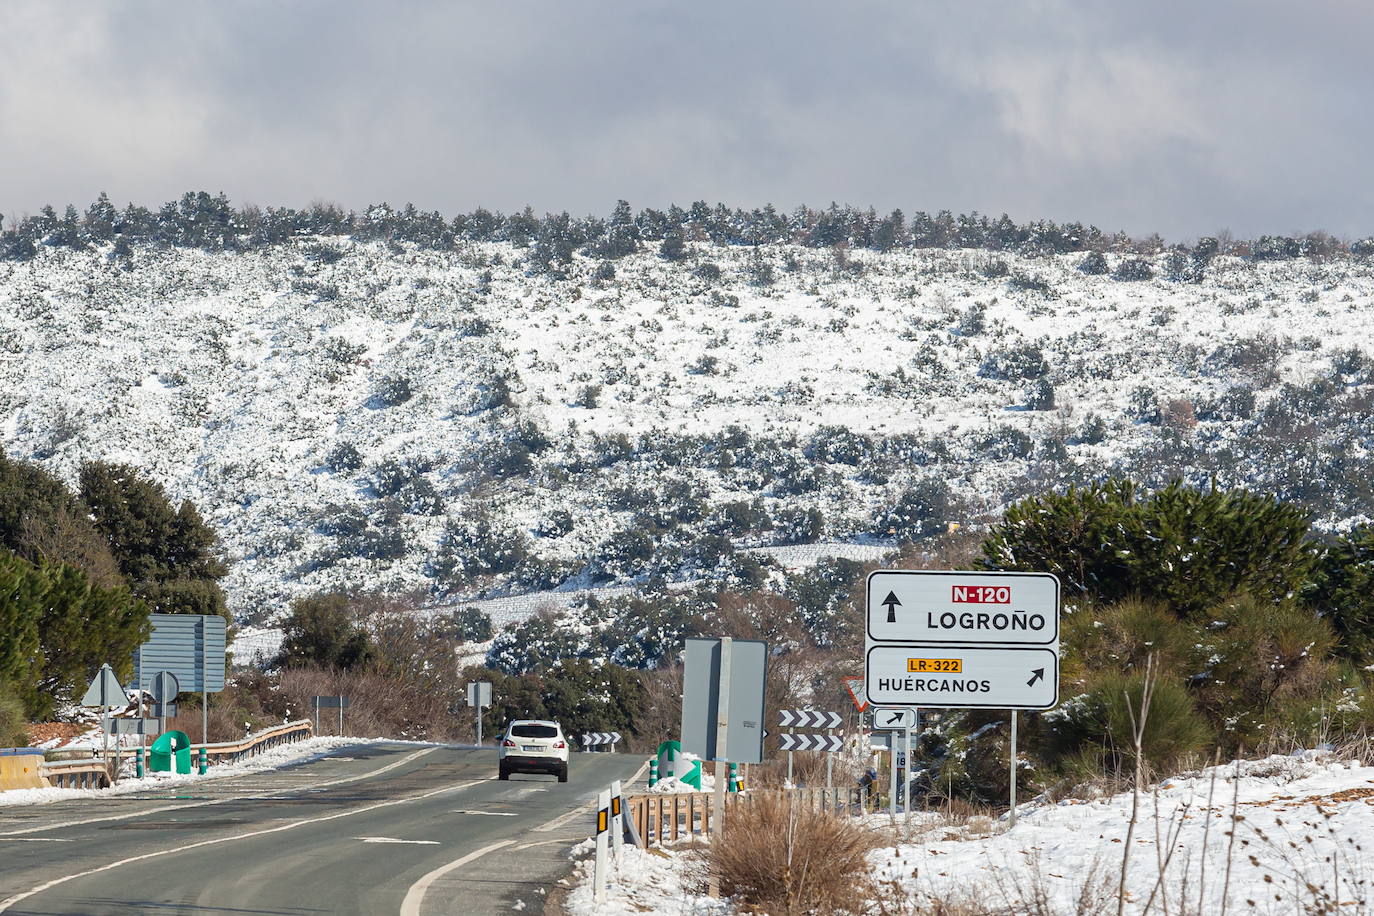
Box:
xmin=842 ymin=675 xmax=868 ymax=712
xmin=81 ymin=663 xmax=127 ymax=708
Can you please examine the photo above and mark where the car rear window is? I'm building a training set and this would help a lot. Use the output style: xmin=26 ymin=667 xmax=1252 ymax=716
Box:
xmin=511 ymin=724 xmax=559 ymax=738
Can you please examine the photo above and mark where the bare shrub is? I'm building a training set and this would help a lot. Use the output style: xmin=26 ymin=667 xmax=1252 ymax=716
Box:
xmin=702 ymin=792 xmax=878 ymax=914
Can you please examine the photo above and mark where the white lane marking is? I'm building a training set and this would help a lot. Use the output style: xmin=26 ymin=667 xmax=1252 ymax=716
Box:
xmin=452 ymin=809 xmax=518 ymax=817
xmin=398 ymin=839 xmax=514 ymax=916
xmin=0 ymin=747 xmax=439 ymax=838
xmin=0 ymin=778 xmax=482 ymax=912
xmin=0 ymin=838 xmax=72 ymax=843
xmin=356 ymin=836 xmax=441 ymax=845
xmin=513 ymin=838 xmax=571 ymax=851
xmin=531 ymin=802 xmax=591 ymax=833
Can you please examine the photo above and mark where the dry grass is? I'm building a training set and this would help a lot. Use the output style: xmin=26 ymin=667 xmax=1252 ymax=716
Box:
xmin=700 ymin=791 xmax=879 ymax=914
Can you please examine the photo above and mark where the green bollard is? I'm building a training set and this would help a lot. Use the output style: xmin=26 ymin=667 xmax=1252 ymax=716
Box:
xmin=135 ymin=747 xmax=144 ymax=779
xmin=199 ymin=746 xmax=207 ymax=775
xmin=648 ymin=758 xmax=658 ymax=788
xmin=729 ymin=762 xmax=740 ymax=792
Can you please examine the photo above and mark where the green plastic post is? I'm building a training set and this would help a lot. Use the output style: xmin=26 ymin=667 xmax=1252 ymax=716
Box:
xmin=199 ymin=746 xmax=207 ymax=775
xmin=729 ymin=762 xmax=740 ymax=793
xmin=136 ymin=747 xmax=144 ymax=779
xmin=648 ymin=758 xmax=658 ymax=787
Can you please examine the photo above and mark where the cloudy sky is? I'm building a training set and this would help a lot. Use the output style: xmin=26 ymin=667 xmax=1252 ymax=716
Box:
xmin=1 ymin=1 xmax=1369 ymax=241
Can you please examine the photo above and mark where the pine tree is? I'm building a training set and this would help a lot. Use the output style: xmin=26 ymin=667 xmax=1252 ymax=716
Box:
xmin=0 ymin=551 xmax=44 ymax=686
xmin=276 ymin=593 xmax=374 ymax=670
xmin=1311 ymin=526 xmax=1374 ymax=664
xmin=78 ymin=462 xmax=228 ymax=620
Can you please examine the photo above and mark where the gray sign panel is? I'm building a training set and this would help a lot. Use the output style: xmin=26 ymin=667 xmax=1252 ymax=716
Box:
xmin=680 ymin=637 xmax=767 ymax=765
xmin=103 ymin=717 xmax=162 ymax=736
xmin=81 ymin=664 xmax=128 ymax=708
xmin=467 ymin=681 xmax=491 ymax=708
xmin=134 ymin=615 xmax=227 ymax=693
xmin=150 ymin=671 xmax=181 ymax=704
xmin=311 ymin=696 xmax=350 ymax=708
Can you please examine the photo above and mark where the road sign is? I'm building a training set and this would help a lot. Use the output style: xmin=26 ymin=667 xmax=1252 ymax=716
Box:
xmin=467 ymin=681 xmax=492 ymax=708
xmin=681 ymin=637 xmax=767 ymax=765
xmin=81 ymin=664 xmax=127 ymax=708
xmin=777 ymin=733 xmax=842 ymax=752
xmin=134 ymin=614 xmax=226 ymax=694
xmin=778 ymin=709 xmax=842 ymax=729
xmin=149 ymin=671 xmax=180 ymax=705
xmin=582 ymin=732 xmax=622 ymax=746
xmin=866 ymin=570 xmax=1059 ymax=645
xmin=842 ymin=676 xmax=868 ymax=712
xmin=871 ymin=707 xmax=917 ymax=730
xmin=103 ymin=717 xmax=162 ymax=736
xmin=311 ymin=696 xmax=350 ymax=708
xmin=865 ymin=645 xmax=1058 ymax=709
xmin=865 ymin=569 xmax=1060 ymax=711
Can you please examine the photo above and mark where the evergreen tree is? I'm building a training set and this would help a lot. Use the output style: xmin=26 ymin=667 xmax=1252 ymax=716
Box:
xmin=276 ymin=593 xmax=374 ymax=670
xmin=981 ymin=480 xmax=1319 ymax=617
xmin=78 ymin=462 xmax=228 ymax=620
xmin=0 ymin=450 xmax=123 ymax=588
xmin=0 ymin=551 xmax=43 ymax=687
xmin=1311 ymin=525 xmax=1374 ymax=664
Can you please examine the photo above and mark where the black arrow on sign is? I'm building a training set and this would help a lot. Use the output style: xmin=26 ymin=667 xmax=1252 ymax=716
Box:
xmin=882 ymin=591 xmax=901 ymax=624
xmin=883 ymin=711 xmax=903 ymax=727
xmin=1027 ymin=668 xmax=1045 ymax=687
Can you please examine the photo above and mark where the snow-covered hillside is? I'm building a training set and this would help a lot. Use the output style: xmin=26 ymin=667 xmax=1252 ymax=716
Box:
xmin=2 ymin=239 xmax=1372 ymax=622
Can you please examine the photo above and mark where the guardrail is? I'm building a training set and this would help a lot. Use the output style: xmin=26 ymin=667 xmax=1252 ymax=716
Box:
xmin=627 ymin=786 xmax=877 ymax=846
xmin=40 ymin=720 xmax=315 ymax=790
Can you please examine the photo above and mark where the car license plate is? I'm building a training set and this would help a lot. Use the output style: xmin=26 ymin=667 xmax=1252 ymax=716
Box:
xmin=522 ymin=745 xmax=541 ymax=752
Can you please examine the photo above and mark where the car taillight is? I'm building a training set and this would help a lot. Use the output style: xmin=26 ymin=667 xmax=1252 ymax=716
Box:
xmin=502 ymin=739 xmax=515 ymax=747
xmin=553 ymin=740 xmax=566 ymax=749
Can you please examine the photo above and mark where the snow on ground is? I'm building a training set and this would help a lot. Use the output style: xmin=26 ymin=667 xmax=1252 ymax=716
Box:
xmin=568 ymin=750 xmax=1374 ymax=914
xmin=3 ymin=241 xmax=1371 ymax=624
xmin=0 ymin=736 xmax=412 ymax=807
xmin=564 ymin=842 xmax=728 ymax=916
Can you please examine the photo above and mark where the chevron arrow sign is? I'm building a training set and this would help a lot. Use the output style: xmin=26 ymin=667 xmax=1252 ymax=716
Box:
xmin=777 ymin=710 xmax=843 ymax=729
xmin=581 ymin=732 xmax=622 ymax=745
xmin=777 ymin=733 xmax=843 ymax=752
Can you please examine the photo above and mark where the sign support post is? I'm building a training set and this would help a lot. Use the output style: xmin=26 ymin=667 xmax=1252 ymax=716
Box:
xmin=902 ymin=725 xmax=911 ymax=822
xmin=1009 ymin=710 xmax=1018 ymax=827
xmin=711 ymin=636 xmax=732 ymax=841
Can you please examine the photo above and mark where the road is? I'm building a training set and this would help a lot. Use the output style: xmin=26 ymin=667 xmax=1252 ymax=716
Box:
xmin=0 ymin=743 xmax=644 ymax=915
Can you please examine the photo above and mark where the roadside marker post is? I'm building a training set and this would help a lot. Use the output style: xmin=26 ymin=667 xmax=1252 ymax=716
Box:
xmin=648 ymin=758 xmax=658 ymax=787
xmin=593 ymin=788 xmax=611 ymax=902
xmin=610 ymin=779 xmax=624 ymax=859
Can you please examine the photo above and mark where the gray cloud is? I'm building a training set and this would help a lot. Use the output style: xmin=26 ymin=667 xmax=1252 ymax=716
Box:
xmin=1 ymin=0 xmax=1370 ymax=240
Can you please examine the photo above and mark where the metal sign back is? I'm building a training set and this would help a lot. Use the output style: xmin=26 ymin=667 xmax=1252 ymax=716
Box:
xmin=81 ymin=664 xmax=128 ymax=708
xmin=150 ymin=670 xmax=181 ymax=705
xmin=680 ymin=637 xmax=767 ymax=764
xmin=467 ymin=681 xmax=492 ymax=708
xmin=311 ymin=696 xmax=350 ymax=709
xmin=103 ymin=717 xmax=162 ymax=736
xmin=134 ymin=614 xmax=227 ymax=694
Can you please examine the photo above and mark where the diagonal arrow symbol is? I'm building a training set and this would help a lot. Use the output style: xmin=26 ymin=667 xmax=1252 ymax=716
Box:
xmin=882 ymin=591 xmax=901 ymax=623
xmin=1027 ymin=668 xmax=1045 ymax=687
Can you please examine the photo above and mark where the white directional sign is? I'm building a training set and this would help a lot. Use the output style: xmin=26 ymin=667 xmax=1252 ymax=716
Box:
xmin=864 ymin=570 xmax=1060 ymax=711
xmin=581 ymin=732 xmax=622 ymax=746
xmin=871 ymin=707 xmax=917 ymax=730
xmin=868 ymin=570 xmax=1059 ymax=645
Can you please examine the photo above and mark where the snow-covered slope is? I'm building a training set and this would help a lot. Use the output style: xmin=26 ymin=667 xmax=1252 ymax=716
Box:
xmin=2 ymin=240 xmax=1371 ymax=621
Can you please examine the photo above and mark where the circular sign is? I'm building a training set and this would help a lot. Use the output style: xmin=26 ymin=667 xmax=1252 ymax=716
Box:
xmin=150 ymin=670 xmax=180 ymax=704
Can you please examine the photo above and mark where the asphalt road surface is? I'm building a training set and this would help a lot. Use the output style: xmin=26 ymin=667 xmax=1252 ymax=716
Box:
xmin=0 ymin=743 xmax=644 ymax=915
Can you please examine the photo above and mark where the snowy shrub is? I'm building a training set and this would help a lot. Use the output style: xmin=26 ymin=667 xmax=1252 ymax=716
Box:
xmin=973 ymin=425 xmax=1033 ymax=460
xmin=533 ymin=508 xmax=575 ymax=538
xmin=979 ymin=342 xmax=1049 ymax=380
xmin=432 ymin=606 xmax=493 ymax=643
xmin=804 ymin=425 xmax=869 ymax=465
xmin=590 ymin=525 xmax=655 ymax=581
xmin=955 ymin=301 xmax=986 ymax=335
xmin=358 ymin=520 xmax=408 ymax=561
xmin=981 ymin=258 xmax=1009 ymax=278
xmin=428 ymin=514 xmax=530 ymax=588
xmin=1195 ymin=386 xmax=1255 ymax=421
xmin=319 ymin=336 xmax=366 ymax=369
xmin=315 ymin=503 xmax=369 ymax=538
xmin=706 ymin=499 xmax=771 ymax=537
xmin=370 ymin=458 xmax=414 ymax=497
xmin=694 ymin=261 xmax=722 ymax=282
xmin=1008 ymin=271 xmax=1053 ymax=295
xmin=1026 ymin=377 xmax=1055 ymax=410
xmin=371 ymin=373 xmax=413 ymax=407
xmin=398 ymin=476 xmax=443 ymax=515
xmin=1074 ymin=413 xmax=1109 ymax=445
xmin=773 ymin=506 xmax=824 ymax=545
xmin=1127 ymin=386 xmax=1160 ymax=424
xmin=325 ymin=441 xmax=364 ymax=473
xmin=592 ymin=260 xmax=616 ymax=281
xmin=875 ymin=478 xmax=952 ymax=543
xmin=1041 ymin=672 xmax=1211 ymax=774
xmin=1113 ymin=258 xmax=1154 ymax=281
xmin=1077 ymin=251 xmax=1108 ymax=274
xmin=480 ymin=438 xmax=532 ymax=478
xmin=573 ymin=383 xmax=601 ymax=408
